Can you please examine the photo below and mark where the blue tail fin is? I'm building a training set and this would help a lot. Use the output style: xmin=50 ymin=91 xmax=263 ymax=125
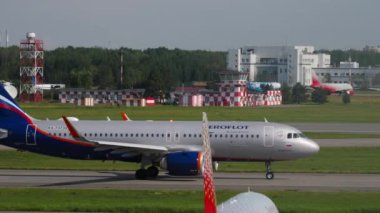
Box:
xmin=0 ymin=84 xmax=20 ymax=108
xmin=0 ymin=84 xmax=32 ymax=124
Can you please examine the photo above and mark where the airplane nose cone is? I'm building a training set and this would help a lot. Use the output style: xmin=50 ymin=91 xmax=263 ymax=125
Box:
xmin=307 ymin=140 xmax=320 ymax=155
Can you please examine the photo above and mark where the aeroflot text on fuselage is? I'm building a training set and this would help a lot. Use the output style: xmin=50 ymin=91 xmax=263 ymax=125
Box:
xmin=209 ymin=125 xmax=249 ymax=130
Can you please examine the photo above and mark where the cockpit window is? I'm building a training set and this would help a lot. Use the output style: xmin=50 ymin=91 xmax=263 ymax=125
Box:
xmin=292 ymin=133 xmax=305 ymax=139
xmin=288 ymin=133 xmax=305 ymax=139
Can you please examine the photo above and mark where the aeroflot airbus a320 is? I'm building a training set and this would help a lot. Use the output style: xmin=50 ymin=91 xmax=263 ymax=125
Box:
xmin=0 ymin=84 xmax=319 ymax=180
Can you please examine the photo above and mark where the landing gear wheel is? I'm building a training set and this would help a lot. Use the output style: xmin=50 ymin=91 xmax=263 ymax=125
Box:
xmin=147 ymin=166 xmax=159 ymax=178
xmin=265 ymin=161 xmax=274 ymax=180
xmin=266 ymin=172 xmax=274 ymax=180
xmin=135 ymin=169 xmax=147 ymax=180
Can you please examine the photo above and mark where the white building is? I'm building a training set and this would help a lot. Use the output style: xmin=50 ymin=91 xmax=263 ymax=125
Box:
xmin=227 ymin=46 xmax=330 ymax=86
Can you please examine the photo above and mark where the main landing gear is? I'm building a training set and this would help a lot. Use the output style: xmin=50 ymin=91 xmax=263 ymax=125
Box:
xmin=265 ymin=161 xmax=274 ymax=180
xmin=135 ymin=166 xmax=159 ymax=180
xmin=135 ymin=155 xmax=160 ymax=180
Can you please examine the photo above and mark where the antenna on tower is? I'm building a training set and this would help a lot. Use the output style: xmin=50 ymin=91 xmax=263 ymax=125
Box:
xmin=0 ymin=30 xmax=2 ymax=47
xmin=120 ymin=48 xmax=124 ymax=88
xmin=5 ymin=30 xmax=8 ymax=48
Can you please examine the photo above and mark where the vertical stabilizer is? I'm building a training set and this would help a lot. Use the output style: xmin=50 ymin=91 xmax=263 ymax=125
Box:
xmin=311 ymin=71 xmax=321 ymax=87
xmin=0 ymin=83 xmax=20 ymax=108
xmin=202 ymin=112 xmax=217 ymax=213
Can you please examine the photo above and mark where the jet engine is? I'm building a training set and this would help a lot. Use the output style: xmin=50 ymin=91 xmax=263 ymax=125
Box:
xmin=160 ymin=151 xmax=204 ymax=176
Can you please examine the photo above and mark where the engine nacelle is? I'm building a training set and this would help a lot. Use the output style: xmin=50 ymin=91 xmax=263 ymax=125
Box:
xmin=160 ymin=151 xmax=203 ymax=176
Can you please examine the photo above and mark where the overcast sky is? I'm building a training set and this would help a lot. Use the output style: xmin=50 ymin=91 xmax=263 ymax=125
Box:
xmin=1 ymin=0 xmax=379 ymax=50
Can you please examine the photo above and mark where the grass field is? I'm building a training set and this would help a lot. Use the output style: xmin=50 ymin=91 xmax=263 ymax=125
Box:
xmin=0 ymin=188 xmax=378 ymax=213
xmin=0 ymin=147 xmax=379 ymax=173
xmin=19 ymin=94 xmax=380 ymax=122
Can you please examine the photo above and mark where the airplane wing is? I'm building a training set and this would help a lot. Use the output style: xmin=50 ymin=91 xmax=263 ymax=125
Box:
xmin=62 ymin=116 xmax=172 ymax=155
xmin=93 ymin=140 xmax=168 ymax=152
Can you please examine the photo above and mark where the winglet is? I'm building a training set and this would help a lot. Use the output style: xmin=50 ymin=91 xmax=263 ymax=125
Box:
xmin=62 ymin=116 xmax=86 ymax=141
xmin=120 ymin=112 xmax=131 ymax=121
xmin=202 ymin=112 xmax=217 ymax=213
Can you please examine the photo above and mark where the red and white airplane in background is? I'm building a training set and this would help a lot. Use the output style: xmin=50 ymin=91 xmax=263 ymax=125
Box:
xmin=201 ymin=112 xmax=278 ymax=213
xmin=311 ymin=72 xmax=354 ymax=95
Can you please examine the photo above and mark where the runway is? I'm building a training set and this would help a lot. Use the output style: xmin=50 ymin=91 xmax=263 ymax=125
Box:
xmin=0 ymin=170 xmax=378 ymax=192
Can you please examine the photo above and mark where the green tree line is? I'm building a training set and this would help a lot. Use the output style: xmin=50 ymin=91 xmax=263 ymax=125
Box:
xmin=0 ymin=46 xmax=225 ymax=97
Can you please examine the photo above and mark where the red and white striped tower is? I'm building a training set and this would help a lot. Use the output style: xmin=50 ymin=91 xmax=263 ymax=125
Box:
xmin=19 ymin=32 xmax=44 ymax=102
xmin=218 ymin=71 xmax=248 ymax=107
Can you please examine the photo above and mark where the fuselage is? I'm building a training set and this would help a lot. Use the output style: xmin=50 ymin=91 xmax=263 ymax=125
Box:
xmin=1 ymin=120 xmax=319 ymax=162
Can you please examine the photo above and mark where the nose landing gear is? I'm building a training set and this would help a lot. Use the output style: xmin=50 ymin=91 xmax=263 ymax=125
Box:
xmin=265 ymin=161 xmax=274 ymax=180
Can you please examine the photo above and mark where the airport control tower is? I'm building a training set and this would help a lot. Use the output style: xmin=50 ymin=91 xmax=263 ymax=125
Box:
xmin=19 ymin=32 xmax=44 ymax=102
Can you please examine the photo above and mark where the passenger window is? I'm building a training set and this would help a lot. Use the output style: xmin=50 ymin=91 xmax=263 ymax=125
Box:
xmin=161 ymin=133 xmax=164 ymax=137
xmin=146 ymin=133 xmax=149 ymax=137
xmin=189 ymin=134 xmax=192 ymax=138
xmin=100 ymin=133 xmax=102 ymax=137
xmin=256 ymin=134 xmax=259 ymax=138
xmin=110 ymin=133 xmax=113 ymax=137
xmin=105 ymin=133 xmax=108 ymax=137
xmin=130 ymin=133 xmax=133 ymax=137
xmin=194 ymin=134 xmax=197 ymax=138
xmin=184 ymin=134 xmax=187 ymax=138
xmin=287 ymin=133 xmax=292 ymax=139
xmin=140 ymin=133 xmax=144 ymax=137
xmin=125 ymin=133 xmax=128 ymax=137
xmin=156 ymin=133 xmax=159 ymax=137
xmin=115 ymin=133 xmax=118 ymax=137
xmin=84 ymin=133 xmax=87 ymax=137
xmin=220 ymin=134 xmax=223 ymax=138
xmin=151 ymin=133 xmax=154 ymax=137
xmin=89 ymin=133 xmax=92 ymax=137
xmin=94 ymin=133 xmax=97 ymax=137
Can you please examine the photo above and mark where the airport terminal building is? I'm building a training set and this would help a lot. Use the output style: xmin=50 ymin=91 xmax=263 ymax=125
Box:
xmin=227 ymin=46 xmax=331 ymax=86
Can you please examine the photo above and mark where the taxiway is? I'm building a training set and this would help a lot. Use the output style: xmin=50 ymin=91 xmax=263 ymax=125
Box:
xmin=0 ymin=170 xmax=378 ymax=192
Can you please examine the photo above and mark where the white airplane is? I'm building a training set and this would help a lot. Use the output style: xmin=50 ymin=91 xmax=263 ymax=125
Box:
xmin=0 ymin=84 xmax=319 ymax=180
xmin=311 ymin=72 xmax=354 ymax=95
xmin=201 ymin=112 xmax=278 ymax=213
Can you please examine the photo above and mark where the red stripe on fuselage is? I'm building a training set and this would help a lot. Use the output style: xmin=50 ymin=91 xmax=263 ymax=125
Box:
xmin=0 ymin=103 xmax=33 ymax=124
xmin=36 ymin=128 xmax=95 ymax=147
xmin=0 ymin=104 xmax=94 ymax=148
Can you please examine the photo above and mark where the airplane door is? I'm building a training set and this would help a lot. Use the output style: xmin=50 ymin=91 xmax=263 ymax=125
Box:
xmin=264 ymin=126 xmax=274 ymax=147
xmin=26 ymin=124 xmax=37 ymax=145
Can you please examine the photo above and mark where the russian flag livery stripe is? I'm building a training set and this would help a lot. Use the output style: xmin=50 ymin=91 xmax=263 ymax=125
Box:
xmin=202 ymin=112 xmax=217 ymax=213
